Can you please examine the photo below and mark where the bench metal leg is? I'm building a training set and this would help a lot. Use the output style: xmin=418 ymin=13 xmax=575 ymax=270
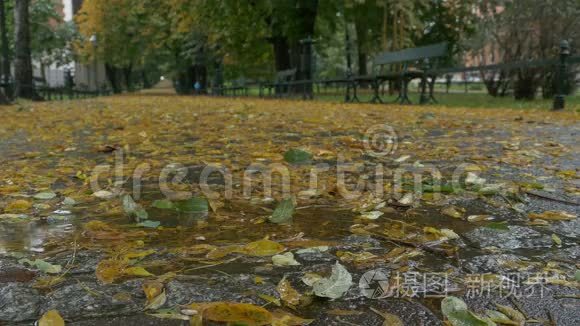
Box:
xmin=428 ymin=77 xmax=438 ymax=104
xmin=395 ymin=79 xmax=412 ymax=105
xmin=420 ymin=75 xmax=429 ymax=105
xmin=350 ymin=81 xmax=360 ymax=103
xmin=370 ymin=80 xmax=384 ymax=104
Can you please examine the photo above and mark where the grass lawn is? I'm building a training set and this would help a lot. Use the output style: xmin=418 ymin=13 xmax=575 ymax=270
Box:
xmin=239 ymin=85 xmax=580 ymax=111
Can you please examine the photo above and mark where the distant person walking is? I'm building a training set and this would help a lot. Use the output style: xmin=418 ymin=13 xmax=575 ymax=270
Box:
xmin=194 ymin=81 xmax=201 ymax=94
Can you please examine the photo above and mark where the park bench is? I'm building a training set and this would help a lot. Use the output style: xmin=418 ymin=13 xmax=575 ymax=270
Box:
xmin=259 ymin=68 xmax=297 ymax=98
xmin=348 ymin=42 xmax=448 ymax=104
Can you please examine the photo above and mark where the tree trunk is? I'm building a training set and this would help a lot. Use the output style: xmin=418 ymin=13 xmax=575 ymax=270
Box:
xmin=141 ymin=70 xmax=150 ymax=89
xmin=123 ymin=65 xmax=132 ymax=91
xmin=13 ymin=0 xmax=40 ymax=100
xmin=513 ymin=70 xmax=538 ymax=100
xmin=105 ymin=64 xmax=122 ymax=93
xmin=272 ymin=36 xmax=291 ymax=71
xmin=0 ymin=0 xmax=11 ymax=101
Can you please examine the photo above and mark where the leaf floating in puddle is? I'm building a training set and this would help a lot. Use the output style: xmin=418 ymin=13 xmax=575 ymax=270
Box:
xmin=370 ymin=307 xmax=404 ymax=326
xmin=19 ymin=258 xmax=62 ymax=274
xmin=271 ymin=310 xmax=314 ymax=326
xmin=494 ymin=303 xmax=525 ymax=326
xmin=243 ymin=239 xmax=285 ymax=256
xmin=551 ymin=233 xmax=562 ymax=246
xmin=174 ymin=196 xmax=209 ymax=213
xmin=144 ymin=289 xmax=167 ymax=310
xmin=360 ymin=211 xmax=383 ymax=220
xmin=313 ymin=262 xmax=353 ymax=299
xmin=269 ymin=197 xmax=295 ymax=224
xmin=151 ymin=199 xmax=174 ymax=209
xmin=124 ymin=266 xmax=154 ymax=277
xmin=5 ymin=200 xmax=32 ymax=213
xmin=33 ymin=192 xmax=57 ymax=200
xmin=93 ymin=190 xmax=115 ymax=199
xmin=188 ymin=302 xmax=273 ymax=326
xmin=441 ymin=296 xmax=496 ymax=326
xmin=38 ymin=310 xmax=65 ymax=326
xmin=284 ymin=148 xmax=312 ymax=164
xmin=528 ymin=210 xmax=576 ymax=221
xmin=276 ymin=277 xmax=301 ymax=307
xmin=137 ymin=220 xmax=161 ymax=228
xmin=441 ymin=206 xmax=464 ymax=219
xmin=272 ymin=252 xmax=301 ymax=266
xmin=485 ymin=221 xmax=509 ymax=231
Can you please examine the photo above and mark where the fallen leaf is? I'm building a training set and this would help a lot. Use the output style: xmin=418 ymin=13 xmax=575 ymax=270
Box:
xmin=243 ymin=239 xmax=285 ymax=257
xmin=552 ymin=233 xmax=562 ymax=246
xmin=312 ymin=262 xmax=353 ymax=299
xmin=370 ymin=307 xmax=403 ymax=326
xmin=19 ymin=258 xmax=62 ymax=274
xmin=441 ymin=206 xmax=464 ymax=219
xmin=189 ymin=302 xmax=273 ymax=326
xmin=34 ymin=192 xmax=57 ymax=200
xmin=269 ymin=197 xmax=295 ymax=224
xmin=360 ymin=211 xmax=383 ymax=220
xmin=277 ymin=278 xmax=301 ymax=307
xmin=5 ymin=200 xmax=32 ymax=213
xmin=494 ymin=303 xmax=525 ymax=326
xmin=284 ymin=149 xmax=312 ymax=164
xmin=124 ymin=266 xmax=153 ymax=277
xmin=528 ymin=211 xmax=576 ymax=221
xmin=271 ymin=310 xmax=314 ymax=326
xmin=441 ymin=296 xmax=496 ymax=326
xmin=38 ymin=310 xmax=65 ymax=326
xmin=174 ymin=196 xmax=209 ymax=213
xmin=272 ymin=252 xmax=301 ymax=266
xmin=144 ymin=289 xmax=167 ymax=310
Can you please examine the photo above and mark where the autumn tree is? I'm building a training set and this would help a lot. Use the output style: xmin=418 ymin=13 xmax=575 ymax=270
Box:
xmin=13 ymin=0 xmax=40 ymax=100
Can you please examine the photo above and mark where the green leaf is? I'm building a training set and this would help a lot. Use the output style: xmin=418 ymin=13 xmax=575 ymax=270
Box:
xmin=33 ymin=192 xmax=57 ymax=200
xmin=441 ymin=296 xmax=496 ymax=326
xmin=174 ymin=197 xmax=209 ymax=213
xmin=137 ymin=220 xmax=161 ymax=228
xmin=575 ymin=270 xmax=580 ymax=282
xmin=268 ymin=198 xmax=295 ymax=224
xmin=485 ymin=221 xmax=509 ymax=231
xmin=284 ymin=149 xmax=312 ymax=164
xmin=19 ymin=258 xmax=62 ymax=274
xmin=152 ymin=199 xmax=174 ymax=209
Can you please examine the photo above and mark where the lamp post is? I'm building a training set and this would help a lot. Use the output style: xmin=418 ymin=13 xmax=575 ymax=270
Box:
xmin=89 ymin=34 xmax=98 ymax=93
xmin=552 ymin=40 xmax=570 ymax=111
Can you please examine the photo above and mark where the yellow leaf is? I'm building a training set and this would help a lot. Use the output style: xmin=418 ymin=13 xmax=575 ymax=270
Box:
xmin=243 ymin=239 xmax=285 ymax=257
xmin=124 ymin=249 xmax=156 ymax=260
xmin=370 ymin=307 xmax=403 ymax=326
xmin=271 ymin=309 xmax=314 ymax=326
xmin=143 ymin=280 xmax=164 ymax=302
xmin=276 ymin=278 xmax=301 ymax=307
xmin=124 ymin=266 xmax=153 ymax=277
xmin=529 ymin=211 xmax=576 ymax=221
xmin=258 ymin=293 xmax=281 ymax=306
xmin=5 ymin=200 xmax=32 ymax=213
xmin=144 ymin=289 xmax=167 ymax=310
xmin=189 ymin=302 xmax=272 ymax=326
xmin=38 ymin=310 xmax=65 ymax=326
xmin=206 ymin=245 xmax=242 ymax=259
xmin=96 ymin=259 xmax=127 ymax=284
